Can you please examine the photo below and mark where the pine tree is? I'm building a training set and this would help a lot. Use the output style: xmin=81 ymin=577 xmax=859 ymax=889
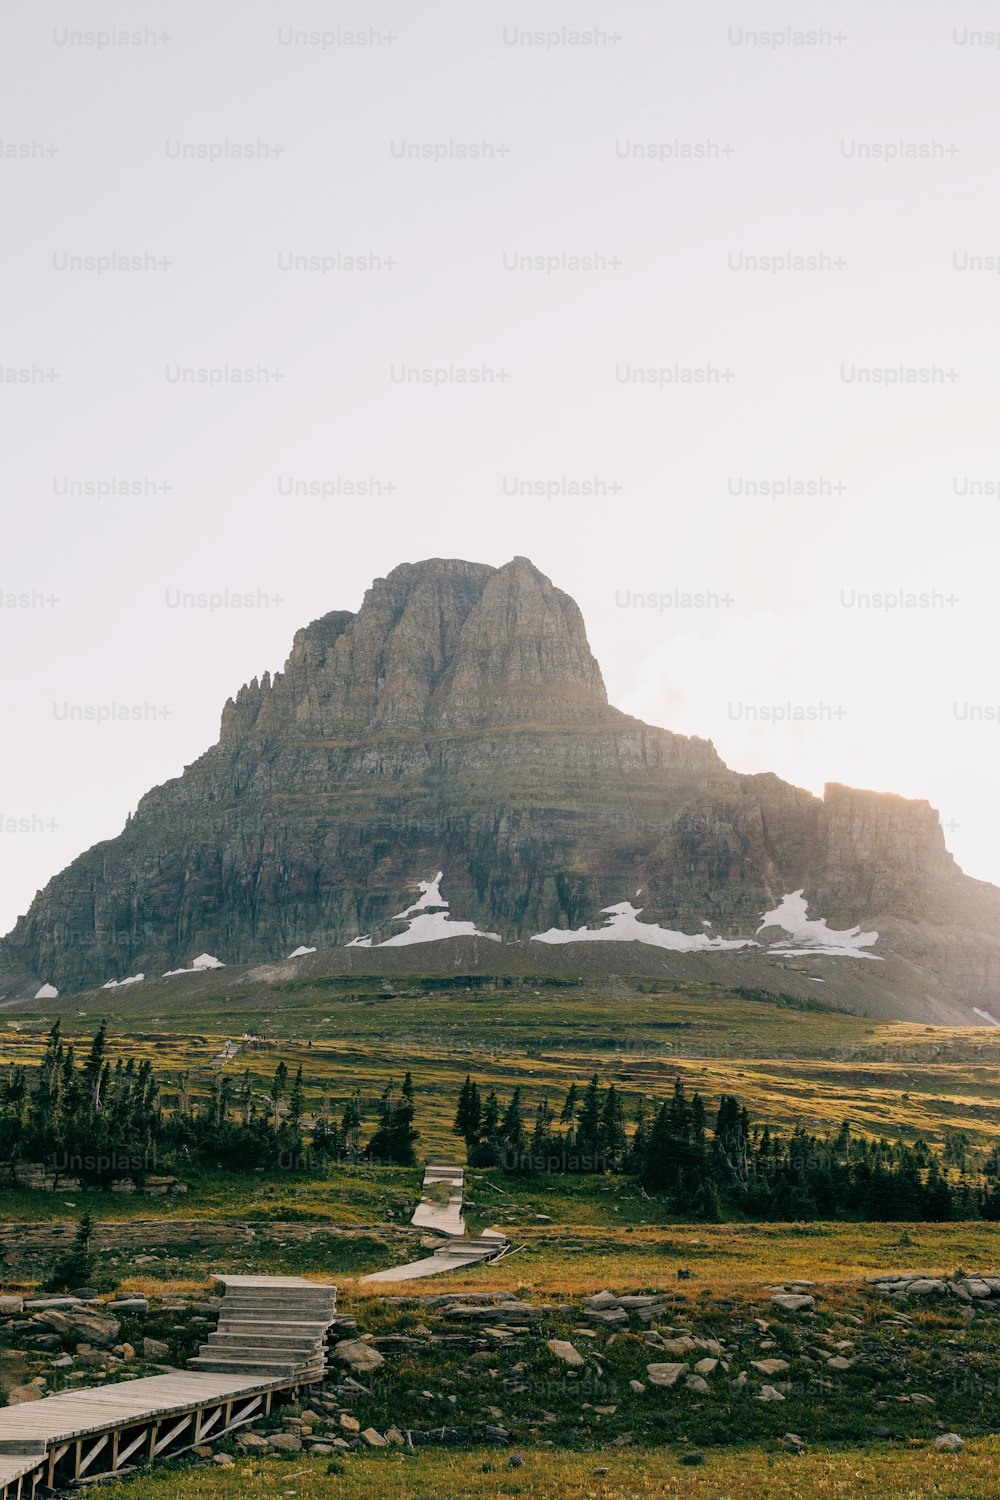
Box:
xmin=500 ymin=1088 xmax=526 ymax=1162
xmin=599 ymin=1084 xmax=626 ymax=1169
xmin=270 ymin=1061 xmax=289 ymax=1126
xmin=289 ymin=1065 xmax=305 ymax=1130
xmin=579 ymin=1075 xmax=602 ymax=1155
xmin=82 ymin=1022 xmax=108 ymax=1113
xmin=454 ymin=1076 xmax=482 ymax=1147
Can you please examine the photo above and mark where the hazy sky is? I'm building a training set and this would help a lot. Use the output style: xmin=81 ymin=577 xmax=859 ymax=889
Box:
xmin=2 ymin=1 xmax=998 ymax=933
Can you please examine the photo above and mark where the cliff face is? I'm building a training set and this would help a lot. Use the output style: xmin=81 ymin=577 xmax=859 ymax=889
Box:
xmin=3 ymin=555 xmax=999 ymax=1016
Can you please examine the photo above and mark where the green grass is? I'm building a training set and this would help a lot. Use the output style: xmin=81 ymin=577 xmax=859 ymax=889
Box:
xmin=84 ymin=1440 xmax=1000 ymax=1499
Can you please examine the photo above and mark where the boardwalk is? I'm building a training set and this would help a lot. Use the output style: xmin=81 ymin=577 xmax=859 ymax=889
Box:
xmin=410 ymin=1162 xmax=467 ymax=1236
xmin=362 ymin=1163 xmax=508 ymax=1282
xmin=361 ymin=1231 xmax=507 ymax=1283
xmin=0 ymin=1276 xmax=337 ymax=1497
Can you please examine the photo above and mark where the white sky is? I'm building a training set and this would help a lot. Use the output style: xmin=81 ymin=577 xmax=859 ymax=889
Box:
xmin=2 ymin=0 xmax=998 ymax=933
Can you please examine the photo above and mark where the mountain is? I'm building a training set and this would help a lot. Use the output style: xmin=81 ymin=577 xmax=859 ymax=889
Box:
xmin=2 ymin=555 xmax=999 ymax=1022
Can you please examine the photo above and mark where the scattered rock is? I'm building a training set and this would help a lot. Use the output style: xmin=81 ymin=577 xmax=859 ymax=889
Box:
xmin=362 ymin=1428 xmax=387 ymax=1448
xmin=781 ymin=1433 xmax=806 ymax=1453
xmin=546 ymin=1339 xmax=585 ymax=1368
xmin=35 ymin=1308 xmax=121 ymax=1347
xmin=758 ymin=1385 xmax=786 ymax=1402
xmin=332 ymin=1339 xmax=385 ymax=1374
xmin=236 ymin=1433 xmax=269 ymax=1453
xmin=646 ymin=1362 xmax=688 ymax=1388
xmin=142 ymin=1338 xmax=170 ymax=1360
xmin=935 ymin=1433 xmax=964 ymax=1451
xmin=6 ymin=1385 xmax=42 ymax=1405
xmin=770 ymin=1294 xmax=815 ymax=1313
xmin=753 ymin=1358 xmax=790 ymax=1376
xmin=267 ymin=1433 xmax=302 ymax=1453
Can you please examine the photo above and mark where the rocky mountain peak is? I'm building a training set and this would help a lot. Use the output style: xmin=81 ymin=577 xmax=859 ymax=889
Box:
xmin=220 ymin=556 xmax=610 ymax=743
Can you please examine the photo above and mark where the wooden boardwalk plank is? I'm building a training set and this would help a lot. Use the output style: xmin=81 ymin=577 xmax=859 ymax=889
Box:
xmin=0 ymin=1373 xmax=287 ymax=1444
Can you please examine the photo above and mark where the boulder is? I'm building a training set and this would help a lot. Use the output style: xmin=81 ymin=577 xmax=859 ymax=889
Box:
xmin=770 ymin=1294 xmax=815 ymax=1313
xmin=546 ymin=1339 xmax=585 ymax=1367
xmin=963 ymin=1279 xmax=992 ymax=1299
xmin=904 ymin=1279 xmax=946 ymax=1297
xmin=753 ymin=1358 xmax=790 ymax=1376
xmin=658 ymin=1335 xmax=706 ymax=1356
xmin=267 ymin=1433 xmax=302 ymax=1453
xmin=236 ymin=1433 xmax=269 ymax=1453
xmin=36 ymin=1308 xmax=120 ymax=1347
xmin=446 ymin=1302 xmax=542 ymax=1324
xmin=142 ymin=1338 xmax=170 ymax=1360
xmin=362 ymin=1428 xmax=387 ymax=1447
xmin=935 ymin=1433 xmax=964 ymax=1451
xmin=6 ymin=1385 xmax=42 ymax=1404
xmin=757 ymin=1385 xmax=786 ymax=1402
xmin=583 ymin=1308 xmax=629 ymax=1328
xmin=333 ymin=1339 xmax=385 ymax=1375
xmin=583 ymin=1291 xmax=621 ymax=1309
xmin=646 ymin=1362 xmax=688 ymax=1388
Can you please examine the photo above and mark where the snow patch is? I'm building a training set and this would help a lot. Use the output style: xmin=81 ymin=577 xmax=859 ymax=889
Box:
xmin=381 ymin=911 xmax=501 ymax=947
xmin=34 ymin=983 xmax=58 ymax=999
xmin=101 ymin=974 xmax=145 ymax=990
xmin=393 ymin=871 xmax=448 ymax=918
xmin=285 ymin=946 xmax=316 ymax=959
xmin=973 ymin=1007 xmax=1000 ymax=1027
xmin=757 ymin=891 xmax=880 ymax=960
xmin=163 ymin=952 xmax=226 ymax=978
xmin=349 ymin=873 xmax=501 ymax=948
xmin=532 ymin=902 xmax=756 ymax=953
xmin=192 ymin=953 xmax=224 ymax=969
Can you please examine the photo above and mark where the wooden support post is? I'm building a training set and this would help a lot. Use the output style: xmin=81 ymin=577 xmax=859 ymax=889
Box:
xmin=111 ymin=1427 xmax=120 ymax=1473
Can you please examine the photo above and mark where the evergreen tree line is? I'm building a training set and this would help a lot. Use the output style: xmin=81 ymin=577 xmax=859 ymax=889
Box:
xmin=454 ymin=1072 xmax=1000 ymax=1223
xmin=0 ymin=1022 xmax=419 ymax=1185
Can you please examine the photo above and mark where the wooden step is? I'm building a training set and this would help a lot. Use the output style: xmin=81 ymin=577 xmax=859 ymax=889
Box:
xmin=207 ymin=1331 xmax=324 ymax=1351
xmin=216 ymin=1318 xmax=333 ymax=1334
xmin=198 ymin=1341 xmax=323 ymax=1363
xmin=188 ymin=1354 xmax=323 ymax=1376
